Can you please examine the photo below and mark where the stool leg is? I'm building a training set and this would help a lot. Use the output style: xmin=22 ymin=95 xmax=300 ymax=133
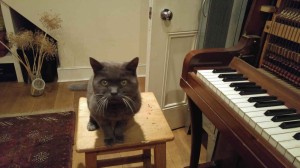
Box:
xmin=85 ymin=152 xmax=97 ymax=168
xmin=143 ymin=149 xmax=152 ymax=168
xmin=154 ymin=143 xmax=166 ymax=168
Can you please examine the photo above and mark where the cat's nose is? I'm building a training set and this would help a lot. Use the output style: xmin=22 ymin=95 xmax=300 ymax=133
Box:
xmin=110 ymin=87 xmax=118 ymax=96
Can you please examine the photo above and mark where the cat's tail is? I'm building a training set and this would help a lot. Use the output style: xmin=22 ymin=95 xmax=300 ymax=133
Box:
xmin=68 ymin=83 xmax=88 ymax=91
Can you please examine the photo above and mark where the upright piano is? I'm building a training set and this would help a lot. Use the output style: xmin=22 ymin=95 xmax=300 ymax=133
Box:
xmin=180 ymin=0 xmax=300 ymax=167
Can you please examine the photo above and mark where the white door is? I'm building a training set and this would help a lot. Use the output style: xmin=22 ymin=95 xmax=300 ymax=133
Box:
xmin=146 ymin=0 xmax=202 ymax=129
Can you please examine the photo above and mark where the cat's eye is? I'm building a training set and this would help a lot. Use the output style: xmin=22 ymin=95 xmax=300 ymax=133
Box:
xmin=120 ymin=80 xmax=127 ymax=86
xmin=101 ymin=80 xmax=108 ymax=86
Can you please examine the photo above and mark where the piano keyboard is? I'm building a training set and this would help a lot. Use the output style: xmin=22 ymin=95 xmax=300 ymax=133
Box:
xmin=197 ymin=68 xmax=300 ymax=167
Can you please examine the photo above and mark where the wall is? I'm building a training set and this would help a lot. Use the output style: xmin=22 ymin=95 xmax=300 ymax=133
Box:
xmin=2 ymin=0 xmax=148 ymax=81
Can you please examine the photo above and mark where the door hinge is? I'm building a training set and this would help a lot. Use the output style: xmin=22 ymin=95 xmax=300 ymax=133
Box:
xmin=149 ymin=7 xmax=152 ymax=19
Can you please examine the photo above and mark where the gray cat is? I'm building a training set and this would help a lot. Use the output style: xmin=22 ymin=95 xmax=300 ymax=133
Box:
xmin=69 ymin=57 xmax=141 ymax=145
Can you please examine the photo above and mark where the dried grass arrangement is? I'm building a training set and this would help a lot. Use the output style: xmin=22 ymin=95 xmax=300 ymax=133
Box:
xmin=0 ymin=12 xmax=62 ymax=82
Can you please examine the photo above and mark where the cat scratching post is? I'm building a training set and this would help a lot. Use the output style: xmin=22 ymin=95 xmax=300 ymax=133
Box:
xmin=76 ymin=92 xmax=174 ymax=168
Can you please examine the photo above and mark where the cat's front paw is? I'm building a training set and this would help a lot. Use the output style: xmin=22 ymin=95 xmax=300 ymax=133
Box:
xmin=104 ymin=138 xmax=114 ymax=146
xmin=115 ymin=135 xmax=124 ymax=143
xmin=87 ymin=121 xmax=99 ymax=131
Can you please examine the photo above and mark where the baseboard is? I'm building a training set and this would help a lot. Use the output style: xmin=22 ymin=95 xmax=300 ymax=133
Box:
xmin=57 ymin=64 xmax=146 ymax=82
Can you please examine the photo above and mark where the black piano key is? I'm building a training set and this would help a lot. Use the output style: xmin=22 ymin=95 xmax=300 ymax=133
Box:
xmin=234 ymin=85 xmax=261 ymax=91
xmin=223 ymin=77 xmax=248 ymax=82
xmin=218 ymin=74 xmax=243 ymax=78
xmin=271 ymin=114 xmax=300 ymax=122
xmin=248 ymin=96 xmax=277 ymax=102
xmin=293 ymin=132 xmax=300 ymax=140
xmin=213 ymin=68 xmax=236 ymax=73
xmin=264 ymin=109 xmax=297 ymax=116
xmin=239 ymin=89 xmax=267 ymax=95
xmin=279 ymin=120 xmax=300 ymax=129
xmin=229 ymin=82 xmax=256 ymax=87
xmin=254 ymin=100 xmax=284 ymax=108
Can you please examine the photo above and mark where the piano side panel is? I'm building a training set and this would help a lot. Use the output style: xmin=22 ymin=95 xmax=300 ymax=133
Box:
xmin=180 ymin=72 xmax=294 ymax=168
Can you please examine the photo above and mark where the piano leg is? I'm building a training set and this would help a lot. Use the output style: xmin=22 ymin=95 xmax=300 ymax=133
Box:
xmin=187 ymin=97 xmax=203 ymax=168
xmin=187 ymin=97 xmax=242 ymax=168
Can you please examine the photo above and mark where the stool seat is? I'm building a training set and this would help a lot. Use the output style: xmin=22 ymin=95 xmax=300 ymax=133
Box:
xmin=76 ymin=92 xmax=174 ymax=168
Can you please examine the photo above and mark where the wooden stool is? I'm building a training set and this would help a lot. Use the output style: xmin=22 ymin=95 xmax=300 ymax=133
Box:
xmin=76 ymin=92 xmax=174 ymax=168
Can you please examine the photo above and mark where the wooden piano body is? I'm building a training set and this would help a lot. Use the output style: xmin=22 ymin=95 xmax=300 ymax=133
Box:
xmin=180 ymin=0 xmax=300 ymax=167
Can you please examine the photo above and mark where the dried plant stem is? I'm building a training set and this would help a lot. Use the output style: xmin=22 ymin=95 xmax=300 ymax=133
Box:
xmin=37 ymin=46 xmax=43 ymax=77
xmin=21 ymin=47 xmax=32 ymax=72
xmin=31 ymin=44 xmax=37 ymax=74
xmin=0 ymin=41 xmax=34 ymax=80
xmin=38 ymin=52 xmax=46 ymax=76
xmin=36 ymin=33 xmax=48 ymax=77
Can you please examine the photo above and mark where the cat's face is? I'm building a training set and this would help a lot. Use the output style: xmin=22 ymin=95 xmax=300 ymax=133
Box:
xmin=90 ymin=57 xmax=139 ymax=103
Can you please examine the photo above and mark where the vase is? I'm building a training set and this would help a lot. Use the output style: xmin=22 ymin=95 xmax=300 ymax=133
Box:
xmin=30 ymin=77 xmax=45 ymax=96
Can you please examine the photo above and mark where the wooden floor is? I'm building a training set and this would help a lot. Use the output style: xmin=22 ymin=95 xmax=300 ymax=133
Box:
xmin=0 ymin=80 xmax=207 ymax=168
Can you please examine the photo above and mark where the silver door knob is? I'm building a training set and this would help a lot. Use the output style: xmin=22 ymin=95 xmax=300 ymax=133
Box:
xmin=161 ymin=9 xmax=173 ymax=21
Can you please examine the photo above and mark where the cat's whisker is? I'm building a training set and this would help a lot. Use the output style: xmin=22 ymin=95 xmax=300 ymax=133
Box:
xmin=96 ymin=102 xmax=103 ymax=115
xmin=95 ymin=93 xmax=105 ymax=96
xmin=100 ymin=98 xmax=106 ymax=117
xmin=124 ymin=96 xmax=136 ymax=112
xmin=123 ymin=96 xmax=135 ymax=105
xmin=95 ymin=97 xmax=108 ymax=117
xmin=122 ymin=98 xmax=130 ymax=113
xmin=122 ymin=98 xmax=134 ymax=114
xmin=96 ymin=96 xmax=106 ymax=103
xmin=96 ymin=100 xmax=103 ymax=114
xmin=104 ymin=98 xmax=108 ymax=115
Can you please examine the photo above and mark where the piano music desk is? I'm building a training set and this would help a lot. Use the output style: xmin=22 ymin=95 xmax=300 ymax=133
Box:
xmin=76 ymin=92 xmax=174 ymax=168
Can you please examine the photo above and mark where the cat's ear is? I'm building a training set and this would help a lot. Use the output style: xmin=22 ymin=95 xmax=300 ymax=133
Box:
xmin=90 ymin=57 xmax=104 ymax=73
xmin=126 ymin=57 xmax=139 ymax=72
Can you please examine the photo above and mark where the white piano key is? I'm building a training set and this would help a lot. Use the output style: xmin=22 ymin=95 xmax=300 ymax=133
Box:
xmin=247 ymin=111 xmax=270 ymax=118
xmin=294 ymin=157 xmax=300 ymax=168
xmin=235 ymin=102 xmax=257 ymax=108
xmin=240 ymin=105 xmax=288 ymax=113
xmin=214 ymin=82 xmax=234 ymax=87
xmin=250 ymin=115 xmax=300 ymax=134
xmin=271 ymin=132 xmax=298 ymax=142
xmin=251 ymin=115 xmax=273 ymax=123
xmin=284 ymin=147 xmax=300 ymax=164
xmin=230 ymin=95 xmax=270 ymax=103
xmin=279 ymin=139 xmax=300 ymax=150
xmin=287 ymin=147 xmax=300 ymax=157
xmin=227 ymin=93 xmax=269 ymax=100
xmin=255 ymin=116 xmax=300 ymax=126
xmin=268 ymin=132 xmax=299 ymax=148
xmin=217 ymin=87 xmax=236 ymax=92
xmin=253 ymin=120 xmax=280 ymax=134
xmin=277 ymin=140 xmax=300 ymax=155
xmin=263 ymin=127 xmax=300 ymax=140
xmin=252 ymin=118 xmax=296 ymax=133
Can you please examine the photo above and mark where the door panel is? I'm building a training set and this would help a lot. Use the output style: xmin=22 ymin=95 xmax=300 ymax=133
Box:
xmin=147 ymin=0 xmax=201 ymax=129
xmin=163 ymin=32 xmax=197 ymax=108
